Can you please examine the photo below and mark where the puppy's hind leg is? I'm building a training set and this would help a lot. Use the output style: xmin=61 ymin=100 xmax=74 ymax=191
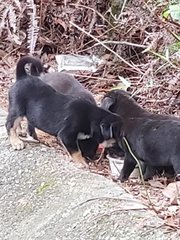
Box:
xmin=19 ymin=123 xmax=39 ymax=144
xmin=57 ymin=130 xmax=89 ymax=168
xmin=16 ymin=121 xmax=27 ymax=137
xmin=6 ymin=116 xmax=25 ymax=150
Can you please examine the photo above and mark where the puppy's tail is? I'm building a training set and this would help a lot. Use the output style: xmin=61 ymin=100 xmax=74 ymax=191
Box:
xmin=16 ymin=56 xmax=43 ymax=80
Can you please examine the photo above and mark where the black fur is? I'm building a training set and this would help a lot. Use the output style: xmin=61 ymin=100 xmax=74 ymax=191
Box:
xmin=101 ymin=89 xmax=180 ymax=181
xmin=6 ymin=56 xmax=121 ymax=166
xmin=31 ymin=61 xmax=98 ymax=160
xmin=31 ymin=65 xmax=96 ymax=104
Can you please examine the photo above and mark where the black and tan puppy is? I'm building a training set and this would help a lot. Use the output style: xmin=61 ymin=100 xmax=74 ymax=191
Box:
xmin=101 ymin=89 xmax=180 ymax=181
xmin=6 ymin=56 xmax=121 ymax=167
xmin=30 ymin=61 xmax=98 ymax=160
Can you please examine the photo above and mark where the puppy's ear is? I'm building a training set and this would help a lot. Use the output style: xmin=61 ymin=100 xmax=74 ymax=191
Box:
xmin=31 ymin=64 xmax=41 ymax=76
xmin=100 ymin=122 xmax=113 ymax=140
xmin=101 ymin=97 xmax=114 ymax=110
xmin=31 ymin=64 xmax=45 ymax=76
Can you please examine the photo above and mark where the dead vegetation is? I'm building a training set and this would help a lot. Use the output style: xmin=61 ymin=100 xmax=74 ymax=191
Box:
xmin=0 ymin=0 xmax=180 ymax=231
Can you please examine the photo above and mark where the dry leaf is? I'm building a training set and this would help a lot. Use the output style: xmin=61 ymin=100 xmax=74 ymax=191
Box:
xmin=148 ymin=180 xmax=165 ymax=189
xmin=165 ymin=216 xmax=179 ymax=228
xmin=168 ymin=205 xmax=179 ymax=214
xmin=163 ymin=182 xmax=180 ymax=205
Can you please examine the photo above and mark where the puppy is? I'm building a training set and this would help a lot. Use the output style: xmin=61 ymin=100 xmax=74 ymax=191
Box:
xmin=6 ymin=56 xmax=122 ymax=167
xmin=31 ymin=65 xmax=96 ymax=104
xmin=101 ymin=90 xmax=180 ymax=181
xmin=30 ymin=61 xmax=98 ymax=160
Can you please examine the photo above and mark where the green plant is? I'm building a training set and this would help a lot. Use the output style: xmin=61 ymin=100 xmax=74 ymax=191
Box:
xmin=163 ymin=3 xmax=180 ymax=21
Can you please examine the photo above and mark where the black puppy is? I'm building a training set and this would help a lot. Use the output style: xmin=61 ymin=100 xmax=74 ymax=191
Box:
xmin=30 ymin=62 xmax=98 ymax=160
xmin=31 ymin=66 xmax=96 ymax=104
xmin=101 ymin=90 xmax=177 ymax=178
xmin=101 ymin=90 xmax=180 ymax=181
xmin=6 ymin=56 xmax=121 ymax=167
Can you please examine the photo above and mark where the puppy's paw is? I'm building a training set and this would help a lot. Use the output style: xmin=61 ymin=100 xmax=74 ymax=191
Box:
xmin=71 ymin=151 xmax=89 ymax=168
xmin=118 ymin=174 xmax=128 ymax=183
xmin=19 ymin=130 xmax=27 ymax=137
xmin=10 ymin=137 xmax=25 ymax=150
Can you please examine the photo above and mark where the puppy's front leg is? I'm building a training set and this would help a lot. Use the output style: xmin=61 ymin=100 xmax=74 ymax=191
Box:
xmin=143 ymin=165 xmax=157 ymax=180
xmin=57 ymin=131 xmax=89 ymax=168
xmin=119 ymin=152 xmax=136 ymax=182
xmin=6 ymin=116 xmax=25 ymax=150
xmin=27 ymin=123 xmax=38 ymax=140
xmin=16 ymin=122 xmax=27 ymax=137
xmin=71 ymin=151 xmax=89 ymax=168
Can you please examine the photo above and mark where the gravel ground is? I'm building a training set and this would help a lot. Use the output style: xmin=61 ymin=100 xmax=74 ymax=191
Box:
xmin=0 ymin=108 xmax=178 ymax=240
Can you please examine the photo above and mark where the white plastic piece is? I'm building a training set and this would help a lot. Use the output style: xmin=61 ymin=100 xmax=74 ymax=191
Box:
xmin=55 ymin=54 xmax=103 ymax=72
xmin=107 ymin=155 xmax=140 ymax=179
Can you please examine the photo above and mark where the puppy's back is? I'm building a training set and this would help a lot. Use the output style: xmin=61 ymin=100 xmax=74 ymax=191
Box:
xmin=41 ymin=72 xmax=96 ymax=104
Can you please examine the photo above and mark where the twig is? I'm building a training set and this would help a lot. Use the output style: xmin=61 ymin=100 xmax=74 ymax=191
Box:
xmin=140 ymin=224 xmax=165 ymax=237
xmin=70 ymin=3 xmax=114 ymax=28
xmin=89 ymin=206 xmax=147 ymax=223
xmin=120 ymin=0 xmax=129 ymax=16
xmin=2 ymin=46 xmax=20 ymax=61
xmin=72 ymin=196 xmax=147 ymax=210
xmin=96 ymin=147 xmax=105 ymax=163
xmin=70 ymin=21 xmax=143 ymax=74
xmin=89 ymin=9 xmax=96 ymax=33
xmin=93 ymin=40 xmax=147 ymax=49
xmin=71 ymin=73 xmax=119 ymax=82
xmin=76 ymin=25 xmax=120 ymax=53
xmin=149 ymin=50 xmax=178 ymax=69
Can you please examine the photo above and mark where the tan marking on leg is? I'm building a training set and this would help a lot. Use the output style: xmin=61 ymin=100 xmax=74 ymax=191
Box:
xmin=9 ymin=117 xmax=25 ymax=150
xmin=71 ymin=151 xmax=89 ymax=168
xmin=16 ymin=123 xmax=27 ymax=137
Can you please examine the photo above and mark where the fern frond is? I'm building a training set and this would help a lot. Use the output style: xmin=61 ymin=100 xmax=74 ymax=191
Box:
xmin=8 ymin=5 xmax=17 ymax=33
xmin=0 ymin=5 xmax=9 ymax=36
xmin=0 ymin=1 xmax=22 ymax=42
xmin=27 ymin=0 xmax=39 ymax=54
xmin=13 ymin=0 xmax=22 ymax=11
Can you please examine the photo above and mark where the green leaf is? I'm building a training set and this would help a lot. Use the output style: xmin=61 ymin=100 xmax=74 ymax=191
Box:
xmin=169 ymin=4 xmax=180 ymax=20
xmin=163 ymin=9 xmax=170 ymax=19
